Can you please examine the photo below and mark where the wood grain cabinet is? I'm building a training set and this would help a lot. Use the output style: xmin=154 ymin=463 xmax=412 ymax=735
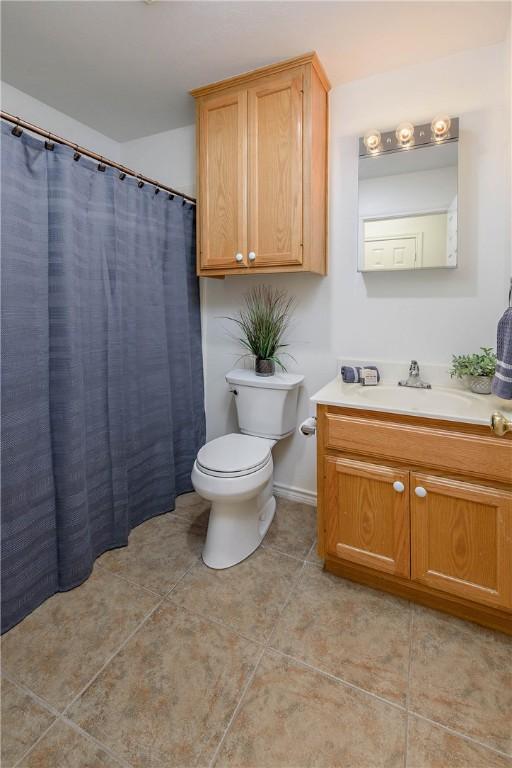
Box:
xmin=317 ymin=404 xmax=512 ymax=634
xmin=191 ymin=53 xmax=330 ymax=277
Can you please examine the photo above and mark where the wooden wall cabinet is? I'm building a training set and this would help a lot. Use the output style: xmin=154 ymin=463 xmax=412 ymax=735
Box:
xmin=191 ymin=53 xmax=330 ymax=277
xmin=317 ymin=404 xmax=512 ymax=634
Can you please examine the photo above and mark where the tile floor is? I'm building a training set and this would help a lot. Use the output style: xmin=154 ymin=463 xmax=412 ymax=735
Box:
xmin=1 ymin=493 xmax=511 ymax=768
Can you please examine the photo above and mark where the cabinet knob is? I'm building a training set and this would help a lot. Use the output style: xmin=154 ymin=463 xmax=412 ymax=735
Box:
xmin=490 ymin=411 xmax=512 ymax=437
xmin=248 ymin=251 xmax=256 ymax=262
xmin=235 ymin=252 xmax=244 ymax=263
xmin=415 ymin=486 xmax=428 ymax=498
xmin=393 ymin=481 xmax=405 ymax=493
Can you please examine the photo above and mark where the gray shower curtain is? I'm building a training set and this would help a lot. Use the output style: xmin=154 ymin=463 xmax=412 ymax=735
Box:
xmin=1 ymin=121 xmax=205 ymax=633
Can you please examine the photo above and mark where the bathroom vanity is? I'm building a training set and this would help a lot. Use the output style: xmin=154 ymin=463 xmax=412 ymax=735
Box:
xmin=312 ymin=379 xmax=512 ymax=634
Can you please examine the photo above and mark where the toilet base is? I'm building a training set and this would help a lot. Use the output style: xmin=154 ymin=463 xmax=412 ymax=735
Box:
xmin=202 ymin=478 xmax=275 ymax=569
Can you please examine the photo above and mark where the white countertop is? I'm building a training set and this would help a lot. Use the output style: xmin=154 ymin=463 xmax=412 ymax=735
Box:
xmin=311 ymin=377 xmax=512 ymax=427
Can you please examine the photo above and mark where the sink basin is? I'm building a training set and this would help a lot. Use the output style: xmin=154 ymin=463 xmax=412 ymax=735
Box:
xmin=354 ymin=385 xmax=479 ymax=412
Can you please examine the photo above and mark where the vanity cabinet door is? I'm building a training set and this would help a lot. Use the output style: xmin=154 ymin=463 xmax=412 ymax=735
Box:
xmin=246 ymin=68 xmax=303 ymax=269
xmin=324 ymin=457 xmax=410 ymax=577
xmin=411 ymin=473 xmax=512 ymax=609
xmin=198 ymin=89 xmax=247 ymax=271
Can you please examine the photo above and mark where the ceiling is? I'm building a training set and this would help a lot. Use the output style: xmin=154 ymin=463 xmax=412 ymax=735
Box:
xmin=1 ymin=1 xmax=509 ymax=142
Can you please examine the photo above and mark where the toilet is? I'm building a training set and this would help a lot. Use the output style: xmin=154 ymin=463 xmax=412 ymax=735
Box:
xmin=191 ymin=368 xmax=304 ymax=569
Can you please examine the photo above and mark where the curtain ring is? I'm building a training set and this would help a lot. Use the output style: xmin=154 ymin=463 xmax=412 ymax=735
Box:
xmin=45 ymin=130 xmax=55 ymax=151
xmin=168 ymin=193 xmax=175 ymax=201
xmin=97 ymin=156 xmax=106 ymax=172
xmin=137 ymin=176 xmax=144 ymax=189
xmin=154 ymin=187 xmax=160 ymax=195
xmin=11 ymin=116 xmax=23 ymax=137
xmin=73 ymin=144 xmax=81 ymax=162
xmin=118 ymin=168 xmax=126 ymax=180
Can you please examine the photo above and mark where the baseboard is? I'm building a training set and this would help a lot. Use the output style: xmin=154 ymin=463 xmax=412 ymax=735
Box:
xmin=273 ymin=482 xmax=317 ymax=507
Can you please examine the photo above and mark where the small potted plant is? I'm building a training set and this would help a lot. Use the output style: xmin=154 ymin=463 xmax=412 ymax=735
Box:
xmin=225 ymin=285 xmax=295 ymax=376
xmin=449 ymin=347 xmax=497 ymax=394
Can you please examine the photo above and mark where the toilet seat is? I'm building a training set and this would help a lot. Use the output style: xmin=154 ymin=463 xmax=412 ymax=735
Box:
xmin=196 ymin=433 xmax=273 ymax=478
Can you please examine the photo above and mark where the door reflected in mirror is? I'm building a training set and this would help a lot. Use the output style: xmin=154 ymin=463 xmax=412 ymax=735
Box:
xmin=358 ymin=140 xmax=458 ymax=272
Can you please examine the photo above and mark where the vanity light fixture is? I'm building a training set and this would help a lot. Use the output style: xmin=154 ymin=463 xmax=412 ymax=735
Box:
xmin=395 ymin=121 xmax=415 ymax=146
xmin=431 ymin=114 xmax=451 ymax=140
xmin=363 ymin=129 xmax=381 ymax=153
xmin=359 ymin=117 xmax=458 ymax=157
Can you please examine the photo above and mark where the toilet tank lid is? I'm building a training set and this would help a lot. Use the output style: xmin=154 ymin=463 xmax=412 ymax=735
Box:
xmin=226 ymin=369 xmax=304 ymax=390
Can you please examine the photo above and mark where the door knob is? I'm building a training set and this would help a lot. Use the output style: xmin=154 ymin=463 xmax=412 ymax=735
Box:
xmin=490 ymin=411 xmax=512 ymax=437
xmin=235 ymin=252 xmax=244 ymax=263
xmin=248 ymin=251 xmax=256 ymax=262
xmin=415 ymin=486 xmax=427 ymax=498
xmin=393 ymin=481 xmax=405 ymax=493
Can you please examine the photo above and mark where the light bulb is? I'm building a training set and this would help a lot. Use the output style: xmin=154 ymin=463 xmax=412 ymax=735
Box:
xmin=431 ymin=115 xmax=451 ymax=140
xmin=395 ymin=122 xmax=415 ymax=146
xmin=363 ymin=130 xmax=381 ymax=152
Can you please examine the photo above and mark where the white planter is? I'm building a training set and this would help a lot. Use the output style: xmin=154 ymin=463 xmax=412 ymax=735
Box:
xmin=467 ymin=375 xmax=493 ymax=395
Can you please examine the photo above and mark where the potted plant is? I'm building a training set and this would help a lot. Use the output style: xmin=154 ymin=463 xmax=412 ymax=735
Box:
xmin=449 ymin=347 xmax=497 ymax=394
xmin=225 ymin=285 xmax=295 ymax=376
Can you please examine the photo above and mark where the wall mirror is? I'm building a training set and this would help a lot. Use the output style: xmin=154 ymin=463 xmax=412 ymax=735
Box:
xmin=358 ymin=118 xmax=459 ymax=272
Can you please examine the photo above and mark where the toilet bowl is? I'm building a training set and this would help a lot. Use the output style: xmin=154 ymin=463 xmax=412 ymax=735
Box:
xmin=192 ymin=369 xmax=304 ymax=569
xmin=191 ymin=433 xmax=276 ymax=568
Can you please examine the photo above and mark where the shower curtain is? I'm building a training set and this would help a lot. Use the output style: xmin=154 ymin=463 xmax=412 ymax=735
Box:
xmin=1 ymin=121 xmax=205 ymax=633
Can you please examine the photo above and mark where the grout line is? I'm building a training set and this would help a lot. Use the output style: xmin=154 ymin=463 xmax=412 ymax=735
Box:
xmin=94 ymin=561 xmax=167 ymax=598
xmin=12 ymin=718 xmax=62 ymax=768
xmin=404 ymin=604 xmax=414 ymax=768
xmin=260 ymin=541 xmax=316 ymax=564
xmin=60 ymin=598 xmax=165 ymax=719
xmin=408 ymin=711 xmax=512 ymax=760
xmin=11 ymin=559 xmax=203 ymax=768
xmin=205 ymin=556 xmax=310 ymax=767
xmin=165 ymin=595 xmax=266 ymax=649
xmin=1 ymin=671 xmax=61 ymax=718
xmin=59 ymin=715 xmax=134 ymax=767
xmin=269 ymin=647 xmax=408 ymax=714
xmin=205 ymin=645 xmax=267 ymax=768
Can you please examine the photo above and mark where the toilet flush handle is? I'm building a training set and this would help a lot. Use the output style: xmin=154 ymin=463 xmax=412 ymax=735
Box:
xmin=229 ymin=387 xmax=238 ymax=396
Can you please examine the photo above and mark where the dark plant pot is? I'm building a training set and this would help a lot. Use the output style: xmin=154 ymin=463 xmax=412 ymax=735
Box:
xmin=255 ymin=357 xmax=275 ymax=377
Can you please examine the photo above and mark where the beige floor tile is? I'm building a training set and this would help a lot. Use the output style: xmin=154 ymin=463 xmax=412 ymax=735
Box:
xmin=407 ymin=716 xmax=512 ymax=768
xmin=215 ymin=650 xmax=407 ymax=768
xmin=270 ymin=564 xmax=411 ymax=706
xmin=1 ymin=678 xmax=55 ymax=767
xmin=170 ymin=547 xmax=302 ymax=642
xmin=174 ymin=491 xmax=210 ymax=530
xmin=409 ymin=606 xmax=512 ymax=754
xmin=18 ymin=720 xmax=124 ymax=768
xmin=1 ymin=568 xmax=158 ymax=711
xmin=67 ymin=602 xmax=260 ymax=768
xmin=263 ymin=498 xmax=317 ymax=559
xmin=98 ymin=514 xmax=205 ymax=594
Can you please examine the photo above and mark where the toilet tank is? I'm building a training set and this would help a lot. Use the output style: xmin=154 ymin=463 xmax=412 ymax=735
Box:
xmin=225 ymin=369 xmax=304 ymax=440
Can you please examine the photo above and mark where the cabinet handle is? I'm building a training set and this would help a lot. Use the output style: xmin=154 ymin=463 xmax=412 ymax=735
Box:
xmin=393 ymin=481 xmax=405 ymax=493
xmin=248 ymin=251 xmax=256 ymax=262
xmin=235 ymin=252 xmax=244 ymax=263
xmin=415 ymin=486 xmax=428 ymax=498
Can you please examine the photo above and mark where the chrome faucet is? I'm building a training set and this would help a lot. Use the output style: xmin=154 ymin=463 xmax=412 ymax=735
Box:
xmin=398 ymin=360 xmax=431 ymax=389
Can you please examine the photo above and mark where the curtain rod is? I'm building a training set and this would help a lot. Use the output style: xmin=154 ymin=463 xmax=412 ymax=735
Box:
xmin=1 ymin=111 xmax=196 ymax=204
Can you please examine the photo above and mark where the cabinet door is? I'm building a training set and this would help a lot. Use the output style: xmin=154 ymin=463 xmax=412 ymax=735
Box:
xmin=411 ymin=473 xmax=512 ymax=609
xmin=325 ymin=457 xmax=410 ymax=577
xmin=198 ymin=90 xmax=247 ymax=271
xmin=247 ymin=69 xmax=303 ymax=268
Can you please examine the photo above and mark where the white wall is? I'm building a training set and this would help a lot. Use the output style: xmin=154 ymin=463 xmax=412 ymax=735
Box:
xmin=120 ymin=125 xmax=195 ymax=198
xmin=199 ymin=43 xmax=510 ymax=499
xmin=4 ymin=44 xmax=509 ymax=500
xmin=1 ymin=82 xmax=121 ymax=161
